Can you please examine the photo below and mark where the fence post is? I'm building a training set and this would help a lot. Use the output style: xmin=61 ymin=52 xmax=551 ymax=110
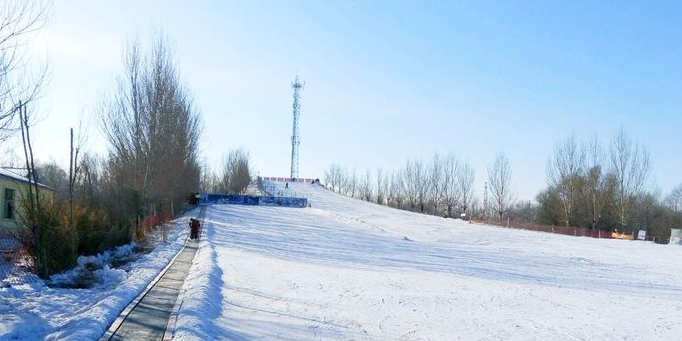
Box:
xmin=506 ymin=218 xmax=509 ymax=228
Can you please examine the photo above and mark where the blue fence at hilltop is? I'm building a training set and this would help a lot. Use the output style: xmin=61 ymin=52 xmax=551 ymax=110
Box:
xmin=205 ymin=194 xmax=308 ymax=208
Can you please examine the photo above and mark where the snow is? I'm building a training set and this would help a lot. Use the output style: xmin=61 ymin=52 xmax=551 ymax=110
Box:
xmin=0 ymin=208 xmax=196 ymax=340
xmin=48 ymin=243 xmax=137 ymax=289
xmin=174 ymin=181 xmax=682 ymax=341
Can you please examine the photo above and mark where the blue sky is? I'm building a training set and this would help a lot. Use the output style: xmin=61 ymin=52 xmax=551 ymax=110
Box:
xmin=22 ymin=0 xmax=682 ymax=200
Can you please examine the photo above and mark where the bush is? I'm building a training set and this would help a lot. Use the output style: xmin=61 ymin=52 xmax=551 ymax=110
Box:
xmin=14 ymin=184 xmax=182 ymax=277
xmin=17 ymin=199 xmax=134 ymax=278
xmin=22 ymin=200 xmax=78 ymax=278
xmin=36 ymin=223 xmax=77 ymax=278
xmin=73 ymin=205 xmax=110 ymax=255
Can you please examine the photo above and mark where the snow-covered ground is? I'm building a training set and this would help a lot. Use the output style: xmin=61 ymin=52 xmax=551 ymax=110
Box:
xmin=0 ymin=209 xmax=196 ymax=340
xmin=175 ymin=181 xmax=682 ymax=341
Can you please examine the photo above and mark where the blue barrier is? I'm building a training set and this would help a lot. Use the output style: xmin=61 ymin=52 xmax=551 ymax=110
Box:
xmin=259 ymin=196 xmax=308 ymax=207
xmin=205 ymin=194 xmax=308 ymax=208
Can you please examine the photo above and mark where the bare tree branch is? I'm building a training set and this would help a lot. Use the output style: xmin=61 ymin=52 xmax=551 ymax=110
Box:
xmin=610 ymin=128 xmax=650 ymax=229
xmin=547 ymin=133 xmax=585 ymax=226
xmin=0 ymin=0 xmax=50 ymax=141
xmin=488 ymin=152 xmax=514 ymax=221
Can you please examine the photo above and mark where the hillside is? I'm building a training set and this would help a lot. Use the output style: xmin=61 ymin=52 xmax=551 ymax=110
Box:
xmin=173 ymin=181 xmax=682 ymax=340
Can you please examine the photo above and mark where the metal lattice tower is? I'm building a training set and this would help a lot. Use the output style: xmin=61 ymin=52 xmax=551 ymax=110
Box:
xmin=290 ymin=75 xmax=304 ymax=179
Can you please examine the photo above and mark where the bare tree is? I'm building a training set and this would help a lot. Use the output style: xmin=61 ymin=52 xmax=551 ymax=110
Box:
xmin=101 ymin=34 xmax=202 ymax=226
xmin=0 ymin=0 xmax=49 ymax=142
xmin=335 ymin=167 xmax=345 ymax=194
xmin=16 ymin=101 xmax=49 ymax=276
xmin=610 ymin=128 xmax=650 ymax=230
xmin=441 ymin=154 xmax=460 ymax=218
xmin=428 ymin=154 xmax=445 ymax=215
xmin=35 ymin=160 xmax=68 ymax=198
xmin=488 ymin=152 xmax=514 ymax=221
xmin=18 ymin=103 xmax=39 ymax=212
xmin=665 ymin=184 xmax=682 ymax=214
xmin=547 ymin=133 xmax=585 ymax=227
xmin=375 ymin=168 xmax=386 ymax=205
xmin=469 ymin=196 xmax=483 ymax=220
xmin=199 ymin=161 xmax=219 ymax=193
xmin=403 ymin=159 xmax=425 ymax=211
xmin=324 ymin=164 xmax=344 ymax=192
xmin=415 ymin=161 xmax=428 ymax=213
xmin=583 ymin=135 xmax=610 ymax=229
xmin=218 ymin=149 xmax=252 ymax=194
xmin=345 ymin=169 xmax=358 ymax=198
xmin=68 ymin=128 xmax=82 ymax=227
xmin=360 ymin=168 xmax=373 ymax=201
xmin=385 ymin=170 xmax=393 ymax=206
xmin=75 ymin=153 xmax=102 ymax=207
xmin=389 ymin=170 xmax=404 ymax=208
xmin=458 ymin=161 xmax=475 ymax=218
xmin=337 ymin=167 xmax=348 ymax=194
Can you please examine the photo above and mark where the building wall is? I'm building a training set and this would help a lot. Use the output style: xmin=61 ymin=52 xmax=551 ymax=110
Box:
xmin=0 ymin=176 xmax=55 ymax=230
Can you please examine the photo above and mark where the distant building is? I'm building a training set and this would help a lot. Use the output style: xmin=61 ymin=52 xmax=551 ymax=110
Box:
xmin=0 ymin=169 xmax=55 ymax=233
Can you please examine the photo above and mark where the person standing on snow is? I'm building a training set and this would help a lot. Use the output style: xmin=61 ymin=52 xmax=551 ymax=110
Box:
xmin=189 ymin=218 xmax=200 ymax=240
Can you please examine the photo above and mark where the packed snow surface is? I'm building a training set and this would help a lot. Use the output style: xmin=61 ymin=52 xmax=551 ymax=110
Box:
xmin=0 ymin=209 xmax=196 ymax=340
xmin=174 ymin=182 xmax=682 ymax=341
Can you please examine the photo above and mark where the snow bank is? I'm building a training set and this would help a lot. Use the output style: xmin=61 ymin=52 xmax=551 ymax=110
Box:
xmin=173 ymin=219 xmax=227 ymax=341
xmin=48 ymin=243 xmax=135 ymax=289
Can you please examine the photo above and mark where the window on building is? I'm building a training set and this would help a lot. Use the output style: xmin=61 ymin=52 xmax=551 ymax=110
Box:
xmin=4 ymin=188 xmax=15 ymax=220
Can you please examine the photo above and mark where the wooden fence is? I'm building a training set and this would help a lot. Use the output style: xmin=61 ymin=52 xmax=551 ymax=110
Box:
xmin=486 ymin=220 xmax=614 ymax=239
xmin=484 ymin=220 xmax=671 ymax=244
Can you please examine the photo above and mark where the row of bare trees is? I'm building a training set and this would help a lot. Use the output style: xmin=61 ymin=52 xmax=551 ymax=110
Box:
xmin=99 ymin=35 xmax=202 ymax=231
xmin=200 ymin=148 xmax=254 ymax=194
xmin=325 ymin=153 xmax=478 ymax=218
xmin=536 ymin=129 xmax=682 ymax=236
xmin=0 ymin=1 xmax=208 ymax=276
xmin=9 ymin=33 xmax=205 ymax=277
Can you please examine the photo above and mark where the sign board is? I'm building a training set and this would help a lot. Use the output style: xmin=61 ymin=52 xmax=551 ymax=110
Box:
xmin=637 ymin=230 xmax=646 ymax=240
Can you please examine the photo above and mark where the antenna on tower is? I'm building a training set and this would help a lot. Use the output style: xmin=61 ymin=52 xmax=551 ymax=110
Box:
xmin=290 ymin=75 xmax=304 ymax=179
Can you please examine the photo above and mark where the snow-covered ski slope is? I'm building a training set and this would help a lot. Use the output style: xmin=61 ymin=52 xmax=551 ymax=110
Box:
xmin=174 ymin=181 xmax=682 ymax=341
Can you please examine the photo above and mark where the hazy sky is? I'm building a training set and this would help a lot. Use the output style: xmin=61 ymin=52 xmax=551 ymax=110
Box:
xmin=19 ymin=0 xmax=682 ymax=200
